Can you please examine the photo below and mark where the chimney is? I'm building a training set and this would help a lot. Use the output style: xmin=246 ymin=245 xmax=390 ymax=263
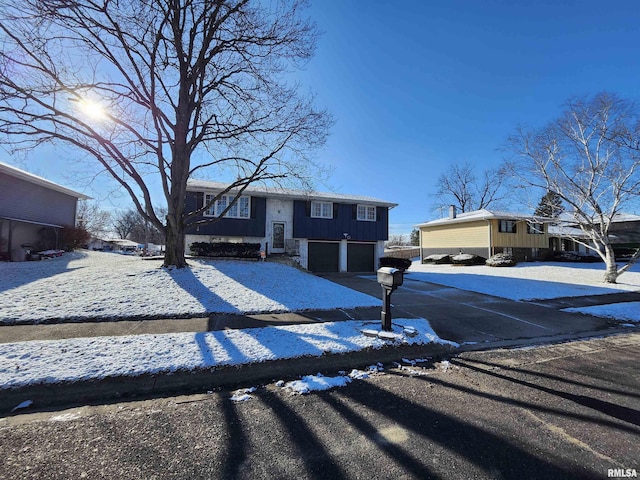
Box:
xmin=449 ymin=205 xmax=457 ymax=219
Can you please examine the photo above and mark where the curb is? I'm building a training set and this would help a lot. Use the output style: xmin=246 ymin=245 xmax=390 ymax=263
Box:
xmin=0 ymin=342 xmax=455 ymax=415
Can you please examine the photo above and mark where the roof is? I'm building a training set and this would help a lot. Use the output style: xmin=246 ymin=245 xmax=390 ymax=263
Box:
xmin=556 ymin=211 xmax=640 ymax=224
xmin=187 ymin=179 xmax=397 ymax=208
xmin=0 ymin=161 xmax=91 ymax=200
xmin=547 ymin=224 xmax=591 ymax=238
xmin=415 ymin=209 xmax=552 ymax=228
xmin=0 ymin=215 xmax=64 ymax=229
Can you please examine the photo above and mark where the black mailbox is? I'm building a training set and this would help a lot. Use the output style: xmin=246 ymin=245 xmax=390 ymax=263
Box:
xmin=377 ymin=267 xmax=403 ymax=289
xmin=377 ymin=267 xmax=404 ymax=331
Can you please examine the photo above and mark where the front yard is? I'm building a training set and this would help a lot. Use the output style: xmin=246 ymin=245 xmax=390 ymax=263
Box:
xmin=0 ymin=251 xmax=380 ymax=325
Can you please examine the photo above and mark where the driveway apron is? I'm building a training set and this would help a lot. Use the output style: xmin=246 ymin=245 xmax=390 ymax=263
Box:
xmin=322 ymin=273 xmax=621 ymax=345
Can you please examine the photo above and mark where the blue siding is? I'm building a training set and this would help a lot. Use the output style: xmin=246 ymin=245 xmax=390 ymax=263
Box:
xmin=0 ymin=172 xmax=78 ymax=226
xmin=292 ymin=201 xmax=388 ymax=241
xmin=185 ymin=191 xmax=266 ymax=237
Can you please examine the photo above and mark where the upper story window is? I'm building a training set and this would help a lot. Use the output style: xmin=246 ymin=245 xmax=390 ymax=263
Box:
xmin=204 ymin=194 xmax=250 ymax=219
xmin=527 ymin=222 xmax=544 ymax=234
xmin=357 ymin=204 xmax=377 ymax=221
xmin=498 ymin=220 xmax=517 ymax=233
xmin=311 ymin=201 xmax=333 ymax=219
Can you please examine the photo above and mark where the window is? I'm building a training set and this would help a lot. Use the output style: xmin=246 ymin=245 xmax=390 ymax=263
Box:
xmin=527 ymin=223 xmax=544 ymax=234
xmin=311 ymin=201 xmax=333 ymax=219
xmin=499 ymin=220 xmax=517 ymax=233
xmin=204 ymin=194 xmax=250 ymax=219
xmin=357 ymin=205 xmax=376 ymax=221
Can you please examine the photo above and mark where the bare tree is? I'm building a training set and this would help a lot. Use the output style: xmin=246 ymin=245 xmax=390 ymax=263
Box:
xmin=386 ymin=234 xmax=408 ymax=247
xmin=434 ymin=162 xmax=507 ymax=214
xmin=504 ymin=92 xmax=640 ymax=283
xmin=77 ymin=200 xmax=111 ymax=238
xmin=112 ymin=210 xmax=140 ymax=241
xmin=116 ymin=208 xmax=167 ymax=243
xmin=0 ymin=0 xmax=331 ymax=268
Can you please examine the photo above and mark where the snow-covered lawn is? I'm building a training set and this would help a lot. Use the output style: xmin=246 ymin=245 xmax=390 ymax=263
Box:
xmin=0 ymin=318 xmax=452 ymax=390
xmin=564 ymin=302 xmax=640 ymax=323
xmin=0 ymin=250 xmax=379 ymax=324
xmin=407 ymin=261 xmax=640 ymax=301
xmin=2 ymin=251 xmax=639 ymax=400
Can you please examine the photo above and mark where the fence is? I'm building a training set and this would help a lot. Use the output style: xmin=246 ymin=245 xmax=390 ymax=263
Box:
xmin=383 ymin=247 xmax=420 ymax=260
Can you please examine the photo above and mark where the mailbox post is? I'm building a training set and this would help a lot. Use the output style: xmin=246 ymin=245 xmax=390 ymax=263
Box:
xmin=376 ymin=267 xmax=404 ymax=331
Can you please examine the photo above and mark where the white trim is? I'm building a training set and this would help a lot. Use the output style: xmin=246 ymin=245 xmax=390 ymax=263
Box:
xmin=357 ymin=204 xmax=377 ymax=222
xmin=204 ymin=194 xmax=251 ymax=219
xmin=311 ymin=201 xmax=333 ymax=219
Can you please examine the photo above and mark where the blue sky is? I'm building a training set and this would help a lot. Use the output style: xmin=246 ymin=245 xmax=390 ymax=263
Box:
xmin=297 ymin=0 xmax=640 ymax=234
xmin=6 ymin=0 xmax=640 ymax=235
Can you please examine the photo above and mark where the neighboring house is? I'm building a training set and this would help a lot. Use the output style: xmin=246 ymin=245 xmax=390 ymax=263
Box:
xmin=416 ymin=207 xmax=551 ymax=262
xmin=107 ymin=239 xmax=143 ymax=253
xmin=185 ymin=180 xmax=397 ymax=272
xmin=0 ymin=162 xmax=89 ymax=261
xmin=548 ymin=212 xmax=640 ymax=255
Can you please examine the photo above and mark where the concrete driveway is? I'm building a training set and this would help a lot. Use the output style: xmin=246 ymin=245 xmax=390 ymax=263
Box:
xmin=322 ymin=273 xmax=632 ymax=346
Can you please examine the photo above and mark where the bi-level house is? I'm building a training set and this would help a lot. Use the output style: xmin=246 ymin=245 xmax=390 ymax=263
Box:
xmin=416 ymin=207 xmax=552 ymax=262
xmin=185 ymin=180 xmax=397 ymax=272
xmin=0 ymin=162 xmax=89 ymax=261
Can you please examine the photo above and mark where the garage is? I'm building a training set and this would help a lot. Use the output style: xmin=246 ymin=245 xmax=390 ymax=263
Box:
xmin=308 ymin=241 xmax=339 ymax=273
xmin=347 ymin=242 xmax=375 ymax=272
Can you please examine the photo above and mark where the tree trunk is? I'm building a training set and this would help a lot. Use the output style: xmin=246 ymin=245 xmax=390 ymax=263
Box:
xmin=163 ymin=215 xmax=187 ymax=268
xmin=602 ymin=244 xmax=618 ymax=284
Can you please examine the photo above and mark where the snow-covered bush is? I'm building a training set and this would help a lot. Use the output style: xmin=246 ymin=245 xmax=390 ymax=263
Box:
xmin=486 ymin=253 xmax=517 ymax=267
xmin=451 ymin=253 xmax=486 ymax=266
xmin=423 ymin=254 xmax=451 ymax=264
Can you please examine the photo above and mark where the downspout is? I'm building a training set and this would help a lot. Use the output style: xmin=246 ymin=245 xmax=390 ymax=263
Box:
xmin=487 ymin=219 xmax=492 ymax=258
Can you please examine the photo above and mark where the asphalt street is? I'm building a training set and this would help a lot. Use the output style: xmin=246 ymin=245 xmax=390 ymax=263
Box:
xmin=1 ymin=333 xmax=638 ymax=480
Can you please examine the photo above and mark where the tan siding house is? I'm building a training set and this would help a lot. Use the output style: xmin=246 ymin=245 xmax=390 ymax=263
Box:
xmin=419 ymin=220 xmax=489 ymax=252
xmin=416 ymin=209 xmax=551 ymax=262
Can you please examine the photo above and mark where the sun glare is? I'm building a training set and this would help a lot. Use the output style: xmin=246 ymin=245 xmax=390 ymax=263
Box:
xmin=77 ymin=99 xmax=107 ymax=120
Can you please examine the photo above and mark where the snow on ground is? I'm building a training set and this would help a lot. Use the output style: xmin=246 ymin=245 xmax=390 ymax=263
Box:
xmin=407 ymin=261 xmax=640 ymax=301
xmin=2 ymin=251 xmax=639 ymax=394
xmin=0 ymin=250 xmax=379 ymax=324
xmin=0 ymin=318 xmax=453 ymax=389
xmin=230 ymin=366 xmax=386 ymax=401
xmin=564 ymin=302 xmax=640 ymax=323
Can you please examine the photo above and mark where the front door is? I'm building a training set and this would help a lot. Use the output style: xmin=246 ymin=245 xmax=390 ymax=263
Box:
xmin=271 ymin=222 xmax=285 ymax=253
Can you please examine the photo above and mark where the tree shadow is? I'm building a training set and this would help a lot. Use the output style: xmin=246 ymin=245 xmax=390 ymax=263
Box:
xmin=220 ymin=397 xmax=249 ymax=479
xmin=319 ymin=392 xmax=437 ymax=478
xmin=335 ymin=379 xmax=598 ymax=478
xmin=255 ymin=389 xmax=349 ymax=480
xmin=450 ymin=358 xmax=640 ymax=428
xmin=209 ymin=259 xmax=379 ymax=312
xmin=460 ymin=357 xmax=640 ymax=400
xmin=190 ymin=320 xmax=364 ymax=369
xmin=0 ymin=251 xmax=86 ymax=292
xmin=167 ymin=264 xmax=242 ymax=315
xmin=404 ymin=371 xmax=640 ymax=436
